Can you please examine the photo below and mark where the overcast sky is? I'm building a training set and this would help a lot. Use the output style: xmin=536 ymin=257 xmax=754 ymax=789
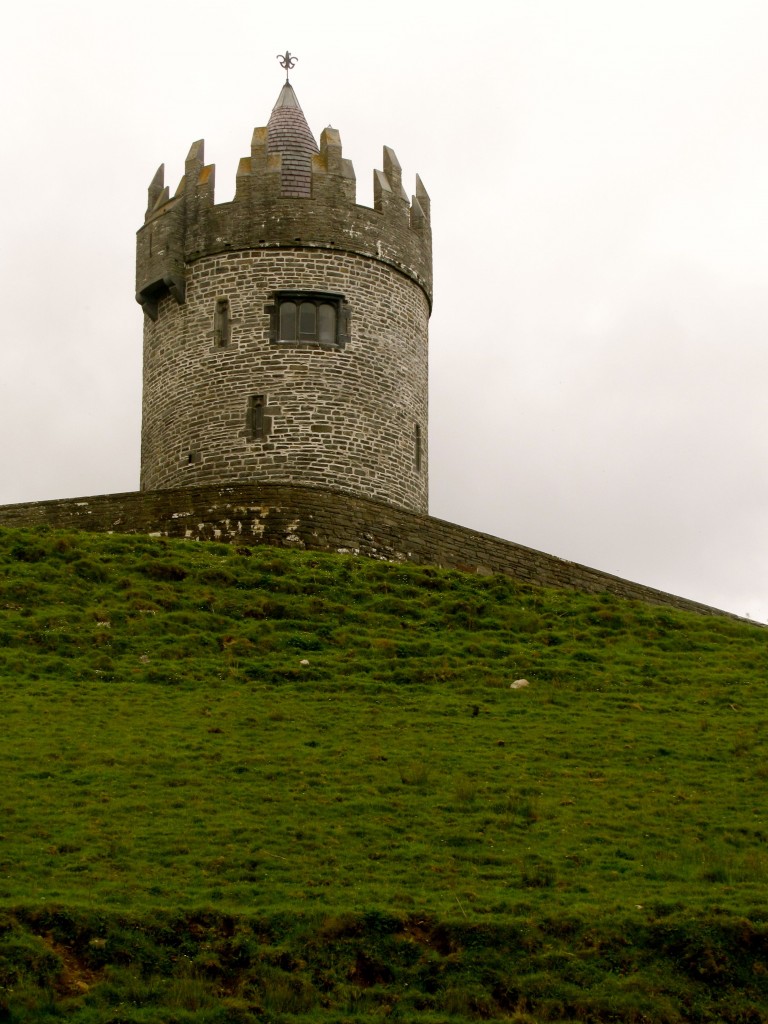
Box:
xmin=1 ymin=0 xmax=767 ymax=619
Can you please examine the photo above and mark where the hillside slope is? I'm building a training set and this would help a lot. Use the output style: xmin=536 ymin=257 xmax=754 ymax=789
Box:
xmin=1 ymin=527 xmax=767 ymax=1022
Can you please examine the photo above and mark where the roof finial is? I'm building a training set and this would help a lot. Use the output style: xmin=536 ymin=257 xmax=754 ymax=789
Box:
xmin=277 ymin=51 xmax=298 ymax=83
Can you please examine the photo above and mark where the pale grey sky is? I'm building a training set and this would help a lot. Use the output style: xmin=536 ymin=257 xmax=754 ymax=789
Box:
xmin=1 ymin=0 xmax=767 ymax=619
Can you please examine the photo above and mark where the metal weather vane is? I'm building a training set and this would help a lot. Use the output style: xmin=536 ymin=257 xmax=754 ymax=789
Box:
xmin=277 ymin=51 xmax=298 ymax=83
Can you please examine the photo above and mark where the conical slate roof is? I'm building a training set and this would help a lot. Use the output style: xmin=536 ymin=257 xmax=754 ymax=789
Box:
xmin=267 ymin=82 xmax=319 ymax=197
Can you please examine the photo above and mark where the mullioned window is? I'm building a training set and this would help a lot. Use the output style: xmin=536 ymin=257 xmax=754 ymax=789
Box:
xmin=265 ymin=291 xmax=350 ymax=348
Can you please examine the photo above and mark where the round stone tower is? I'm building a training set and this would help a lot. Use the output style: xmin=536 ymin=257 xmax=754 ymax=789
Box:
xmin=135 ymin=75 xmax=432 ymax=512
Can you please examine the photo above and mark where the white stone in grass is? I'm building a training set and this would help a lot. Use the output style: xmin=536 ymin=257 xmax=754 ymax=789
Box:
xmin=300 ymin=659 xmax=310 ymax=666
xmin=510 ymin=679 xmax=530 ymax=689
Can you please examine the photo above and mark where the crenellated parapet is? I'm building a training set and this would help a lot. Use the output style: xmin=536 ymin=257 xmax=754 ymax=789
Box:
xmin=136 ymin=126 xmax=432 ymax=320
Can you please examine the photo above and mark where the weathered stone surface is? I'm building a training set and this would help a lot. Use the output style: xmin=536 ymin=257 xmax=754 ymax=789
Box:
xmin=140 ymin=249 xmax=429 ymax=512
xmin=0 ymin=483 xmax=740 ymax=620
xmin=136 ymin=86 xmax=432 ymax=515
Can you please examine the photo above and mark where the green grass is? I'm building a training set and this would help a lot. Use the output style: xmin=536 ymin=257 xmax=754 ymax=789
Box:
xmin=1 ymin=525 xmax=767 ymax=1021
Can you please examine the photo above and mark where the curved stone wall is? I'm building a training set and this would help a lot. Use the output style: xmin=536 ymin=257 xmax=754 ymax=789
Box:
xmin=141 ymin=249 xmax=429 ymax=511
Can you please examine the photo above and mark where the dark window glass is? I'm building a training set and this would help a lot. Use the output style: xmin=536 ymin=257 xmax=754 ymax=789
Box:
xmin=299 ymin=302 xmax=317 ymax=339
xmin=275 ymin=293 xmax=345 ymax=346
xmin=318 ymin=304 xmax=336 ymax=343
xmin=279 ymin=302 xmax=297 ymax=341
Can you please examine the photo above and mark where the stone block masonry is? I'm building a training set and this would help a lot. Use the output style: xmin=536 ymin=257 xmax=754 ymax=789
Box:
xmin=141 ymin=249 xmax=429 ymax=511
xmin=136 ymin=87 xmax=432 ymax=516
xmin=0 ymin=483 xmax=742 ymax=620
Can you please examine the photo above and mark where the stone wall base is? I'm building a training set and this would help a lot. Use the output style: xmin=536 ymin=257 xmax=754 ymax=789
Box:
xmin=0 ymin=483 xmax=736 ymax=619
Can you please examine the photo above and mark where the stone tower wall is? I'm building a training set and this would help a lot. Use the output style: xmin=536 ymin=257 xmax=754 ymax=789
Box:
xmin=136 ymin=116 xmax=432 ymax=512
xmin=141 ymin=248 xmax=429 ymax=509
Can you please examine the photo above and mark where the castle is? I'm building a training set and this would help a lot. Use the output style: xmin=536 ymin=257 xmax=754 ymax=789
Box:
xmin=0 ymin=62 xmax=735 ymax=619
xmin=136 ymin=63 xmax=431 ymax=513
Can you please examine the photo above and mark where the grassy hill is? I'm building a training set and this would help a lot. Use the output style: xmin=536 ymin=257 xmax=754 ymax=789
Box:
xmin=1 ymin=525 xmax=767 ymax=1023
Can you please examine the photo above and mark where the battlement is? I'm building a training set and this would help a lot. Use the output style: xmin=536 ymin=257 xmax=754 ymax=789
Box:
xmin=136 ymin=122 xmax=432 ymax=320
